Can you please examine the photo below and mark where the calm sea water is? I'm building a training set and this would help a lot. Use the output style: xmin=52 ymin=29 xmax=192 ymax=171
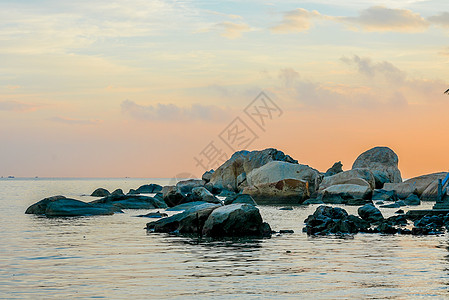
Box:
xmin=1 ymin=178 xmax=449 ymax=299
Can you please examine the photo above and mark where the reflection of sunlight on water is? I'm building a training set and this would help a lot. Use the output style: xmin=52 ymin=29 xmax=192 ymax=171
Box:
xmin=1 ymin=179 xmax=449 ymax=298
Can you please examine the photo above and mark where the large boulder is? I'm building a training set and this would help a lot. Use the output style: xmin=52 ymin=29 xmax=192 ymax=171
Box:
xmin=162 ymin=186 xmax=187 ymax=207
xmin=224 ymin=194 xmax=257 ymax=206
xmin=146 ymin=203 xmax=221 ymax=234
xmin=190 ymin=187 xmax=221 ymax=204
xmin=324 ymin=161 xmax=343 ymax=177
xmin=91 ymin=188 xmax=110 ymax=197
xmin=209 ymin=148 xmax=297 ymax=192
xmin=352 ymin=146 xmax=402 ymax=188
xmin=242 ymin=178 xmax=309 ymax=204
xmin=202 ymin=204 xmax=271 ymax=237
xmin=403 ymin=172 xmax=448 ymax=201
xmin=130 ymin=184 xmax=163 ymax=194
xmin=26 ymin=195 xmax=115 ymax=217
xmin=358 ymin=204 xmax=384 ymax=223
xmin=321 ymin=184 xmax=372 ymax=204
xmin=89 ymin=194 xmax=167 ymax=209
xmin=202 ymin=170 xmax=214 ymax=183
xmin=318 ymin=168 xmax=376 ymax=192
xmin=382 ymin=182 xmax=418 ymax=199
xmin=247 ymin=161 xmax=321 ymax=194
xmin=176 ymin=179 xmax=205 ymax=194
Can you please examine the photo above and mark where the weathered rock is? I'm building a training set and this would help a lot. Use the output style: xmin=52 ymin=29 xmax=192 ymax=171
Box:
xmin=136 ymin=211 xmax=168 ymax=218
xmin=111 ymin=189 xmax=124 ymax=196
xmin=380 ymin=202 xmax=402 ymax=208
xmin=162 ymin=186 xmax=187 ymax=207
xmin=358 ymin=204 xmax=384 ymax=223
xmin=224 ymin=194 xmax=257 ymax=206
xmin=134 ymin=184 xmax=163 ymax=194
xmin=166 ymin=201 xmax=210 ymax=211
xmin=302 ymin=198 xmax=324 ymax=205
xmin=318 ymin=169 xmax=376 ymax=192
xmin=242 ymin=178 xmax=309 ymax=204
xmin=26 ymin=196 xmax=115 ymax=217
xmin=383 ymin=182 xmax=418 ymax=199
xmin=385 ymin=215 xmax=408 ymax=226
xmin=321 ymin=184 xmax=372 ymax=204
xmin=147 ymin=203 xmax=221 ymax=234
xmin=237 ymin=172 xmax=247 ymax=187
xmin=404 ymin=194 xmax=421 ymax=206
xmin=176 ymin=179 xmax=205 ymax=194
xmin=247 ymin=161 xmax=321 ymax=195
xmin=202 ymin=204 xmax=271 ymax=237
xmin=190 ymin=187 xmax=221 ymax=204
xmin=210 ymin=148 xmax=297 ymax=192
xmin=372 ymin=189 xmax=398 ymax=202
xmin=403 ymin=172 xmax=448 ymax=198
xmin=91 ymin=188 xmax=110 ymax=197
xmin=90 ymin=194 xmax=167 ymax=209
xmin=202 ymin=170 xmax=214 ymax=183
xmin=352 ymin=146 xmax=402 ymax=188
xmin=324 ymin=161 xmax=343 ymax=177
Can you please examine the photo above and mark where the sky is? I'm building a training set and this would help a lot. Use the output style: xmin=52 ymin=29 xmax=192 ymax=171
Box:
xmin=1 ymin=0 xmax=448 ymax=179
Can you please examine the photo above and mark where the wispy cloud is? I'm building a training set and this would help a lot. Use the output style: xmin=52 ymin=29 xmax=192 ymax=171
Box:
xmin=121 ymin=100 xmax=232 ymax=122
xmin=0 ymin=100 xmax=40 ymax=112
xmin=428 ymin=12 xmax=449 ymax=28
xmin=271 ymin=8 xmax=325 ymax=33
xmin=49 ymin=116 xmax=102 ymax=125
xmin=216 ymin=21 xmax=251 ymax=39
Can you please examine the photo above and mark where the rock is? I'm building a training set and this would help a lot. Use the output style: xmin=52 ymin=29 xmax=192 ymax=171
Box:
xmin=202 ymin=170 xmax=214 ymax=183
xmin=134 ymin=184 xmax=163 ymax=194
xmin=404 ymin=194 xmax=421 ymax=206
xmin=279 ymin=206 xmax=293 ymax=210
xmin=395 ymin=209 xmax=405 ymax=214
xmin=318 ymin=169 xmax=376 ymax=192
xmin=383 ymin=183 xmax=418 ymax=199
xmin=242 ymin=178 xmax=309 ymax=204
xmin=279 ymin=230 xmax=294 ymax=234
xmin=237 ymin=172 xmax=247 ymax=187
xmin=147 ymin=203 xmax=221 ymax=234
xmin=303 ymin=205 xmax=369 ymax=235
xmin=247 ymin=161 xmax=321 ymax=195
xmin=210 ymin=148 xmax=298 ymax=192
xmin=346 ymin=199 xmax=373 ymax=206
xmin=385 ymin=215 xmax=408 ymax=226
xmin=127 ymin=189 xmax=137 ymax=195
xmin=90 ymin=194 xmax=167 ymax=210
xmin=176 ymin=179 xmax=205 ymax=194
xmin=91 ymin=188 xmax=110 ymax=197
xmin=111 ymin=189 xmax=124 ymax=196
xmin=224 ymin=194 xmax=257 ymax=206
xmin=324 ymin=161 xmax=343 ymax=177
xmin=358 ymin=204 xmax=384 ymax=223
xmin=375 ymin=201 xmax=384 ymax=205
xmin=166 ymin=201 xmax=210 ymax=211
xmin=321 ymin=184 xmax=372 ymax=204
xmin=372 ymin=189 xmax=398 ymax=202
xmin=380 ymin=202 xmax=402 ymax=208
xmin=136 ymin=211 xmax=168 ymax=218
xmin=302 ymin=198 xmax=324 ymax=205
xmin=403 ymin=172 xmax=448 ymax=199
xmin=217 ymin=189 xmax=236 ymax=198
xmin=190 ymin=187 xmax=221 ymax=204
xmin=376 ymin=222 xmax=398 ymax=234
xmin=162 ymin=186 xmax=187 ymax=207
xmin=412 ymin=215 xmax=445 ymax=235
xmin=352 ymin=146 xmax=402 ymax=188
xmin=26 ymin=195 xmax=115 ymax=217
xmin=204 ymin=182 xmax=221 ymax=195
xmin=202 ymin=204 xmax=271 ymax=237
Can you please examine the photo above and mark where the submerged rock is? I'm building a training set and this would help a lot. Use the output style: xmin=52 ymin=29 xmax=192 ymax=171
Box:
xmin=90 ymin=194 xmax=167 ymax=210
xmin=136 ymin=211 xmax=168 ymax=218
xmin=26 ymin=195 xmax=115 ymax=217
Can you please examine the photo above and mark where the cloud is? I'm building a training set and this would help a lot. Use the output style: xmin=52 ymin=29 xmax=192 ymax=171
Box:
xmin=271 ymin=8 xmax=324 ymax=33
xmin=49 ymin=116 xmax=102 ymax=125
xmin=340 ymin=55 xmax=406 ymax=84
xmin=339 ymin=6 xmax=429 ymax=32
xmin=0 ymin=101 xmax=39 ymax=112
xmin=216 ymin=22 xmax=251 ymax=39
xmin=428 ymin=12 xmax=449 ymax=28
xmin=121 ymin=100 xmax=231 ymax=122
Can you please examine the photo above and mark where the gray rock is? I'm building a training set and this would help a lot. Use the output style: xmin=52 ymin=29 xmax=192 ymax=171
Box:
xmin=321 ymin=184 xmax=372 ymax=202
xmin=319 ymin=169 xmax=376 ymax=192
xmin=136 ymin=211 xmax=168 ymax=218
xmin=202 ymin=204 xmax=271 ymax=237
xmin=90 ymin=194 xmax=167 ymax=209
xmin=202 ymin=170 xmax=214 ymax=183
xmin=404 ymin=194 xmax=421 ymax=206
xmin=176 ymin=179 xmax=205 ymax=194
xmin=166 ymin=201 xmax=211 ymax=211
xmin=358 ymin=204 xmax=384 ymax=223
xmin=352 ymin=146 xmax=402 ymax=188
xmin=302 ymin=198 xmax=324 ymax=205
xmin=403 ymin=172 xmax=448 ymax=198
xmin=191 ymin=187 xmax=221 ymax=204
xmin=135 ymin=184 xmax=163 ymax=194
xmin=162 ymin=186 xmax=187 ymax=207
xmin=111 ymin=189 xmax=124 ymax=196
xmin=372 ymin=189 xmax=398 ymax=202
xmin=324 ymin=161 xmax=343 ymax=177
xmin=91 ymin=188 xmax=110 ymax=197
xmin=224 ymin=194 xmax=257 ymax=206
xmin=383 ymin=183 xmax=418 ymax=199
xmin=242 ymin=178 xmax=309 ymax=205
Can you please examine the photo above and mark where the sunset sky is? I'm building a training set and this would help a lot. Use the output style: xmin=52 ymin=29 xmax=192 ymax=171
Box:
xmin=1 ymin=0 xmax=448 ymax=179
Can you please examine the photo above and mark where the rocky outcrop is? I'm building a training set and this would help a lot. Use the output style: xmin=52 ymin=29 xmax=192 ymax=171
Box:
xmin=247 ymin=161 xmax=321 ymax=194
xmin=224 ymin=194 xmax=257 ymax=206
xmin=91 ymin=188 xmax=110 ymax=197
xmin=176 ymin=179 xmax=205 ymax=194
xmin=403 ymin=172 xmax=448 ymax=201
xmin=352 ymin=146 xmax=402 ymax=188
xmin=202 ymin=204 xmax=271 ymax=237
xmin=89 ymin=194 xmax=167 ymax=210
xmin=324 ymin=161 xmax=343 ymax=177
xmin=209 ymin=148 xmax=297 ymax=192
xmin=319 ymin=168 xmax=376 ymax=191
xmin=202 ymin=170 xmax=214 ymax=183
xmin=162 ymin=186 xmax=187 ymax=207
xmin=26 ymin=195 xmax=116 ymax=217
xmin=129 ymin=184 xmax=163 ymax=194
xmin=242 ymin=178 xmax=309 ymax=204
xmin=320 ymin=184 xmax=372 ymax=205
xmin=111 ymin=189 xmax=124 ymax=196
xmin=382 ymin=182 xmax=418 ymax=199
xmin=190 ymin=187 xmax=221 ymax=204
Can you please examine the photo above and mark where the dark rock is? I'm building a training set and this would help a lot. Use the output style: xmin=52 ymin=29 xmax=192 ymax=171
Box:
xmin=166 ymin=201 xmax=210 ymax=211
xmin=358 ymin=204 xmax=384 ymax=223
xmin=202 ymin=204 xmax=271 ymax=237
xmin=404 ymin=194 xmax=421 ymax=206
xmin=375 ymin=201 xmax=384 ymax=205
xmin=190 ymin=187 xmax=221 ymax=204
xmin=302 ymin=198 xmax=324 ymax=205
xmin=376 ymin=222 xmax=398 ymax=234
xmin=204 ymin=182 xmax=221 ymax=195
xmin=385 ymin=215 xmax=408 ymax=226
xmin=127 ymin=189 xmax=137 ymax=195
xmin=91 ymin=188 xmax=110 ymax=197
xmin=136 ymin=211 xmax=168 ymax=218
xmin=224 ymin=194 xmax=257 ymax=206
xmin=202 ymin=170 xmax=214 ymax=183
xmin=372 ymin=189 xmax=398 ymax=202
xmin=395 ymin=209 xmax=405 ymax=214
xmin=380 ymin=202 xmax=401 ymax=208
xmin=324 ymin=161 xmax=343 ymax=177
xmin=346 ymin=199 xmax=373 ymax=206
xmin=26 ymin=195 xmax=115 ymax=217
xmin=135 ymin=184 xmax=163 ymax=194
xmin=90 ymin=194 xmax=167 ymax=209
xmin=176 ymin=179 xmax=205 ymax=194
xmin=147 ymin=203 xmax=221 ymax=234
xmin=111 ymin=189 xmax=124 ymax=196
xmin=162 ymin=186 xmax=187 ymax=207
xmin=279 ymin=206 xmax=293 ymax=210
xmin=279 ymin=230 xmax=294 ymax=234
xmin=217 ymin=189 xmax=236 ymax=198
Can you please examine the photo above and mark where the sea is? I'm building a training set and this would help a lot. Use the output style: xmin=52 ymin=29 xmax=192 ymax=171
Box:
xmin=1 ymin=177 xmax=449 ymax=299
